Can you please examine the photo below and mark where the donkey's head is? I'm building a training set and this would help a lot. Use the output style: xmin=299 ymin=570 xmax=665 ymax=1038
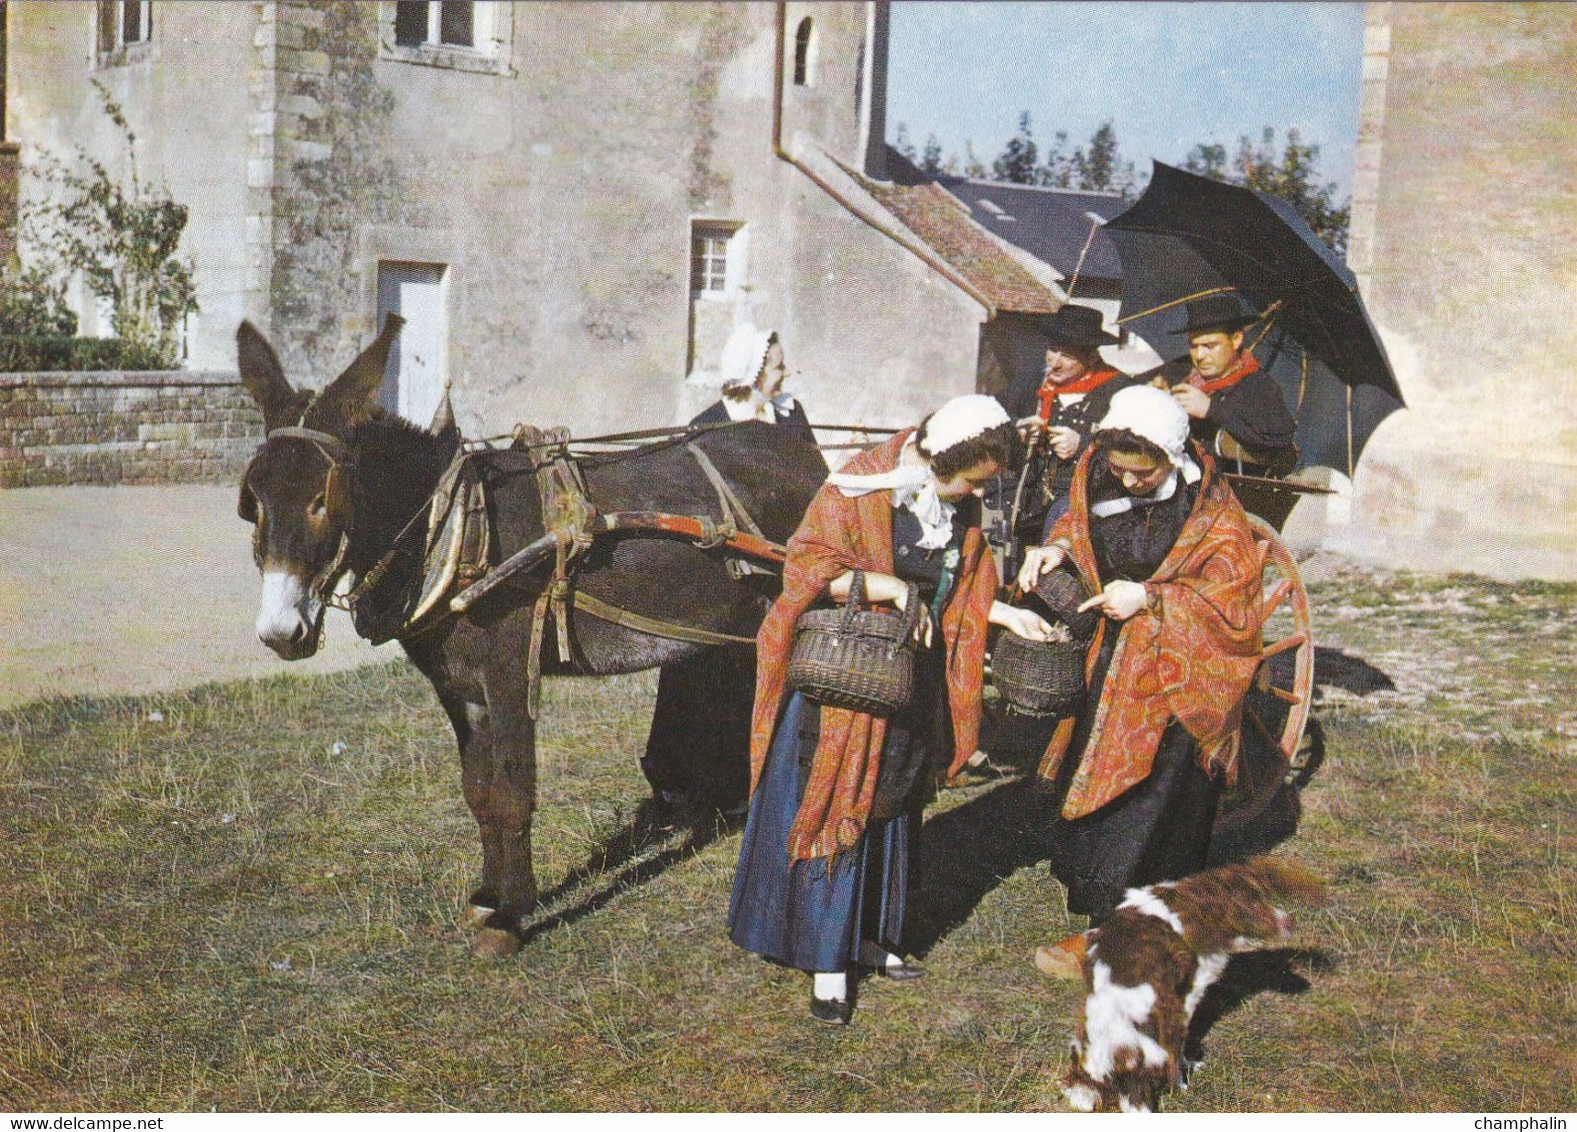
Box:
xmin=236 ymin=317 xmax=402 ymax=659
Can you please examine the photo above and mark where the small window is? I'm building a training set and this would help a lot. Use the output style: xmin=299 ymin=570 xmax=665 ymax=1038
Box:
xmin=793 ymin=17 xmax=814 ymax=86
xmin=395 ymin=1 xmax=475 ymax=48
xmin=382 ymin=1 xmax=513 ymax=75
xmin=690 ymin=223 xmax=742 ymax=298
xmin=97 ymin=0 xmax=151 ymax=58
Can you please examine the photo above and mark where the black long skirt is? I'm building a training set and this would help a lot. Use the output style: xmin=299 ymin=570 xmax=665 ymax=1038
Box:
xmin=1035 ymin=628 xmax=1222 ymax=924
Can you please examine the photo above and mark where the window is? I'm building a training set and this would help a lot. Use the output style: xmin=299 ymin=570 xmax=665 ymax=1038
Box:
xmin=690 ymin=222 xmax=743 ymax=299
xmin=96 ymin=0 xmax=151 ymax=61
xmin=395 ymin=1 xmax=473 ymax=48
xmin=382 ymin=1 xmax=513 ymax=75
xmin=793 ymin=17 xmax=814 ymax=86
xmin=376 ymin=262 xmax=449 ymax=425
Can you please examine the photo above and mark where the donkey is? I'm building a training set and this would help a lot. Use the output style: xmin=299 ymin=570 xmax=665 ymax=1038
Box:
xmin=236 ymin=318 xmax=826 ymax=955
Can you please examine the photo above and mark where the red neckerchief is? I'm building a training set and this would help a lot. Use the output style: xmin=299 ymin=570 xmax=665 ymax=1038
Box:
xmin=1187 ymin=352 xmax=1260 ymax=395
xmin=1037 ymin=367 xmax=1122 ymax=420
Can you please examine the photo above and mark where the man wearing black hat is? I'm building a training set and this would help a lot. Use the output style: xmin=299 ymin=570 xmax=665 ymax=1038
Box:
xmin=1166 ymin=294 xmax=1298 ymax=475
xmin=1015 ymin=303 xmax=1136 ymax=537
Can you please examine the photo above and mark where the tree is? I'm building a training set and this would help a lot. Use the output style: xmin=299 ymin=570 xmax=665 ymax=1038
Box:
xmin=1182 ymin=141 xmax=1228 ymax=180
xmin=920 ymin=133 xmax=945 ymax=176
xmin=1184 ymin=127 xmax=1351 ymax=256
xmin=1036 ymin=129 xmax=1072 ymax=188
xmin=892 ymin=121 xmax=918 ymax=164
xmin=1068 ymin=121 xmax=1138 ymax=196
xmin=963 ymin=142 xmax=990 ymax=180
xmin=992 ymin=111 xmax=1039 ymax=184
xmin=982 ymin=116 xmax=1137 ymax=196
xmin=27 ymin=82 xmax=199 ymax=363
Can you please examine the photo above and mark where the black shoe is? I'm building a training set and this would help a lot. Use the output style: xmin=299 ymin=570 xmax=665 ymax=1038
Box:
xmin=810 ymin=994 xmax=853 ymax=1025
xmin=866 ymin=956 xmax=926 ymax=981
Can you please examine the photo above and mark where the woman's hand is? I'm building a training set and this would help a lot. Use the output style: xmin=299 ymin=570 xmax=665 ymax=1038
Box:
xmin=830 ymin=569 xmax=905 ymax=605
xmin=1046 ymin=425 xmax=1082 ymax=460
xmin=989 ymin=600 xmax=1055 ymax=642
xmin=1017 ymin=543 xmax=1068 ymax=592
xmin=831 ymin=570 xmax=931 ymax=646
xmin=1077 ymin=580 xmax=1149 ymax=621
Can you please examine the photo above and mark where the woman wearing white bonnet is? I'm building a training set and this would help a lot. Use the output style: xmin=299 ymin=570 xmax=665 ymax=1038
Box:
xmin=646 ymin=324 xmax=819 ymax=809
xmin=728 ymin=392 xmax=1054 ymax=1025
xmin=690 ymin=323 xmax=811 ymax=437
xmin=1016 ymin=381 xmax=1268 ymax=951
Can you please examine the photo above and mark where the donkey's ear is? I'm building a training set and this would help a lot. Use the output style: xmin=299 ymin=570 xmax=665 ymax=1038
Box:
xmin=305 ymin=314 xmax=404 ymax=433
xmin=237 ymin=321 xmax=301 ymax=431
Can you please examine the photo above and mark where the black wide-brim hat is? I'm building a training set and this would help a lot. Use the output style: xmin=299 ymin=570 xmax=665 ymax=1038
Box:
xmin=1169 ymin=293 xmax=1260 ymax=336
xmin=1033 ymin=303 xmax=1121 ymax=350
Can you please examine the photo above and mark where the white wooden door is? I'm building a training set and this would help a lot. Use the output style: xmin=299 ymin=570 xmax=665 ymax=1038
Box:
xmin=375 ymin=262 xmax=448 ymax=426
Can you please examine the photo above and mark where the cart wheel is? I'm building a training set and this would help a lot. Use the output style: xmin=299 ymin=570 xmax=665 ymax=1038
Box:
xmin=1213 ymin=516 xmax=1315 ymax=835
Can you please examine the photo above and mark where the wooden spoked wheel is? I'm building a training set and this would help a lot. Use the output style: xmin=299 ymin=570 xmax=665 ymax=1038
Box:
xmin=1213 ymin=515 xmax=1316 ymax=834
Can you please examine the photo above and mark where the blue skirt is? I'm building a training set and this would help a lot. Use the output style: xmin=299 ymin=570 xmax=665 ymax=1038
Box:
xmin=726 ymin=692 xmax=908 ymax=973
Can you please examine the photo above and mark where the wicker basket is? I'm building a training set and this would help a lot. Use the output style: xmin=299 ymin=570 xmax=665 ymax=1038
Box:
xmin=787 ymin=570 xmax=920 ymax=716
xmin=1033 ymin=566 xmax=1099 ymax=639
xmin=992 ymin=624 xmax=1086 ymax=718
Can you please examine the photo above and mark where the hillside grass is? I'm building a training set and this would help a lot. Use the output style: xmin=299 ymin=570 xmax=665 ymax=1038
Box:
xmin=1 ymin=565 xmax=1573 ymax=1112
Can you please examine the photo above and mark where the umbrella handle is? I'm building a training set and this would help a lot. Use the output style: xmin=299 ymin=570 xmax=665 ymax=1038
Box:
xmin=1007 ymin=429 xmax=1045 ymax=567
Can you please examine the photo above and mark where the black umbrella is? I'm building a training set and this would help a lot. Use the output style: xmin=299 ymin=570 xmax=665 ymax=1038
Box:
xmin=1104 ymin=162 xmax=1404 ymax=475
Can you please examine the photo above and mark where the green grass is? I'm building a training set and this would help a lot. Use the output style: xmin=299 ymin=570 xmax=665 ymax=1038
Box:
xmin=2 ymin=566 xmax=1574 ymax=1111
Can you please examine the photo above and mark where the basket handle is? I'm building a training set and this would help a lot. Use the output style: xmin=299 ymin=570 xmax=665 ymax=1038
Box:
xmin=893 ymin=581 xmax=922 ymax=652
xmin=841 ymin=568 xmax=868 ymax=636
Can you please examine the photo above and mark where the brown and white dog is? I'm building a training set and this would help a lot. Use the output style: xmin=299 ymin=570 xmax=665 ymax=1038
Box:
xmin=1059 ymin=857 xmax=1327 ymax=1113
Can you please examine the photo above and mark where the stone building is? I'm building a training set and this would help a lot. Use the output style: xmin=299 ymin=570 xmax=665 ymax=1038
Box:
xmin=1337 ymin=2 xmax=1577 ymax=579
xmin=5 ymin=0 xmax=1063 ymax=444
xmin=8 ymin=3 xmax=1574 ymax=578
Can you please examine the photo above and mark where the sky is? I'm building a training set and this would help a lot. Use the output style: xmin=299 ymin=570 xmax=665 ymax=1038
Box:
xmin=887 ymin=1 xmax=1366 ymax=196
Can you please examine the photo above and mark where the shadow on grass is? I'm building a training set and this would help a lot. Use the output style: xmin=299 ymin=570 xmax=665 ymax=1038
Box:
xmin=1314 ymin=647 xmax=1396 ymax=696
xmin=906 ymin=774 xmax=1061 ymax=956
xmin=910 ymin=707 xmax=1338 ymax=954
xmin=1210 ymin=717 xmax=1326 ymax=865
xmin=1185 ymin=947 xmax=1337 ymax=1064
xmin=522 ymin=796 xmax=740 ymax=945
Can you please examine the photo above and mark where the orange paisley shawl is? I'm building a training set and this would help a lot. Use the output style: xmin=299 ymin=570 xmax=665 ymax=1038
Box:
xmin=750 ymin=430 xmax=999 ymax=862
xmin=1037 ymin=444 xmax=1265 ymax=820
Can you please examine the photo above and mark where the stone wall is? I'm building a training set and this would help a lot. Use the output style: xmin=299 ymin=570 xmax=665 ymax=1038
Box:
xmin=0 ymin=142 xmax=19 ymax=265
xmin=1331 ymin=2 xmax=1577 ymax=580
xmin=0 ymin=371 xmax=262 ymax=487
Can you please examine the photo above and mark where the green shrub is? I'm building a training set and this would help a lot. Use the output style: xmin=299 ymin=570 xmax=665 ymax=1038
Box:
xmin=0 ymin=334 xmax=170 ymax=372
xmin=25 ymin=82 xmax=198 ymax=359
xmin=0 ymin=266 xmax=78 ymax=337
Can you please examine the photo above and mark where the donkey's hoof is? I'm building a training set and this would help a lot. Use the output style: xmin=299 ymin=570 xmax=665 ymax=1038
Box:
xmin=465 ymin=904 xmax=496 ymax=930
xmin=474 ymin=926 xmax=523 ymax=958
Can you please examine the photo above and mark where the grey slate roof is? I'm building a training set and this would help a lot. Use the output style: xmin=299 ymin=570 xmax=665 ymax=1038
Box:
xmin=934 ymin=176 xmax=1129 ymax=284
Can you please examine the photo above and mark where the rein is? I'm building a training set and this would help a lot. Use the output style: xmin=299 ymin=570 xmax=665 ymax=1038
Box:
xmin=260 ymin=418 xmax=885 ymax=662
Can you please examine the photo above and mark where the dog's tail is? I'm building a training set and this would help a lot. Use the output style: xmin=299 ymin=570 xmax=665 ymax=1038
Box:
xmin=1240 ymin=855 xmax=1328 ymax=909
xmin=1171 ymin=856 xmax=1327 ymax=951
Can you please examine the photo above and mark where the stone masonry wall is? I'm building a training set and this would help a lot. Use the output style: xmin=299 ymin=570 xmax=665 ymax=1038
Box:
xmin=0 ymin=372 xmax=263 ymax=487
xmin=1328 ymin=2 xmax=1577 ymax=580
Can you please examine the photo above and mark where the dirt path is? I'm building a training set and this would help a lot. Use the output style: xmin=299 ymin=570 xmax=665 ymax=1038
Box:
xmin=0 ymin=485 xmax=400 ymax=710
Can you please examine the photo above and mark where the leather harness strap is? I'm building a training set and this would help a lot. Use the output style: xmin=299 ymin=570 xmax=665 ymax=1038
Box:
xmin=558 ymin=446 xmax=777 ymax=649
xmin=570 ymin=590 xmax=757 ymax=647
xmin=267 ymin=425 xmax=357 ymax=468
xmin=439 ymin=429 xmax=785 ymax=716
xmin=516 ymin=425 xmax=599 ymax=718
xmin=685 ymin=442 xmax=765 ymax=540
